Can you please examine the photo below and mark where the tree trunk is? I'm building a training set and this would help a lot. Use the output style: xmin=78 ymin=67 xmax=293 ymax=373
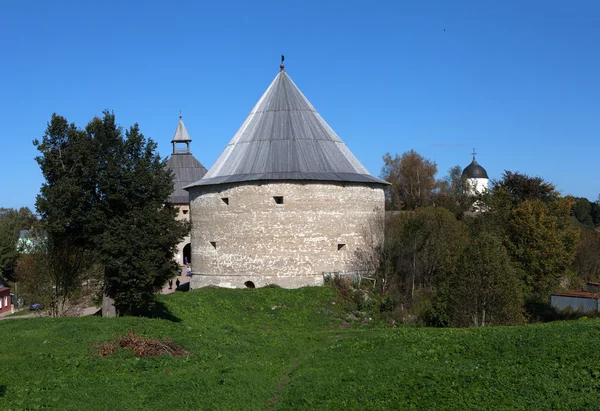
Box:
xmin=102 ymin=294 xmax=116 ymax=317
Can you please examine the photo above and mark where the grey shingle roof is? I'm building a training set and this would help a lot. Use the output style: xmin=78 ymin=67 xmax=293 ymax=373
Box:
xmin=167 ymin=154 xmax=208 ymax=204
xmin=185 ymin=69 xmax=388 ymax=189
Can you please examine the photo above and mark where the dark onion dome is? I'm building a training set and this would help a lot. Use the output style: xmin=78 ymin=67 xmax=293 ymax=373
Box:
xmin=185 ymin=66 xmax=388 ymax=189
xmin=166 ymin=117 xmax=208 ymax=204
xmin=462 ymin=157 xmax=488 ymax=179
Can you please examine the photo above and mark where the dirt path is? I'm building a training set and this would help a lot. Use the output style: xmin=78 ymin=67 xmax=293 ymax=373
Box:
xmin=160 ymin=270 xmax=190 ymax=295
xmin=267 ymin=357 xmax=303 ymax=410
xmin=0 ymin=305 xmax=101 ymax=321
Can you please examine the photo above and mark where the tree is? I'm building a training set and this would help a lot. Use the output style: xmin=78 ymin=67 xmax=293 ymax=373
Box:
xmin=489 ymin=172 xmax=579 ymax=297
xmin=381 ymin=150 xmax=437 ymax=210
xmin=91 ymin=120 xmax=189 ymax=314
xmin=0 ymin=207 xmax=37 ymax=281
xmin=15 ymin=236 xmax=101 ymax=317
xmin=571 ymin=197 xmax=594 ymax=227
xmin=592 ymin=195 xmax=600 ymax=226
xmin=574 ymin=228 xmax=600 ymax=283
xmin=447 ymin=231 xmax=524 ymax=327
xmin=384 ymin=207 xmax=468 ymax=299
xmin=432 ymin=165 xmax=473 ymax=216
xmin=34 ymin=112 xmax=189 ymax=316
xmin=492 ymin=170 xmax=557 ymax=206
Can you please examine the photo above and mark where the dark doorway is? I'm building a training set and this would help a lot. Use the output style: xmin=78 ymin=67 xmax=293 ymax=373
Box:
xmin=183 ymin=243 xmax=191 ymax=265
xmin=244 ymin=281 xmax=256 ymax=289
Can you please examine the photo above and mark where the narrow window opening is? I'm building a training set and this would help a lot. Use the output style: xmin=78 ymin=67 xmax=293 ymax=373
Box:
xmin=338 ymin=243 xmax=346 ymax=251
xmin=210 ymin=241 xmax=217 ymax=249
xmin=221 ymin=197 xmax=229 ymax=205
xmin=182 ymin=209 xmax=189 ymax=215
xmin=244 ymin=281 xmax=256 ymax=289
xmin=273 ymin=196 xmax=284 ymax=205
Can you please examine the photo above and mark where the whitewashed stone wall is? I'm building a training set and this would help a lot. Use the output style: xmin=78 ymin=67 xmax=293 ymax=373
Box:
xmin=173 ymin=204 xmax=191 ymax=266
xmin=188 ymin=181 xmax=385 ymax=289
xmin=466 ymin=178 xmax=489 ymax=196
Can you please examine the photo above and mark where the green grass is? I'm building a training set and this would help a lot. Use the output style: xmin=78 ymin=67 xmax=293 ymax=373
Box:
xmin=1 ymin=287 xmax=600 ymax=410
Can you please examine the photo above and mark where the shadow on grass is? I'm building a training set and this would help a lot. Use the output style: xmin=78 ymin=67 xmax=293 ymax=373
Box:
xmin=0 ymin=385 xmax=6 ymax=397
xmin=133 ymin=300 xmax=182 ymax=322
xmin=175 ymin=282 xmax=190 ymax=292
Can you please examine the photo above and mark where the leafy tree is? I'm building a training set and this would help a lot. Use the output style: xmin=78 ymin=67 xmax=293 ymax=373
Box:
xmin=34 ymin=112 xmax=188 ymax=316
xmin=492 ymin=171 xmax=557 ymax=206
xmin=432 ymin=165 xmax=473 ymax=216
xmin=91 ymin=120 xmax=189 ymax=314
xmin=571 ymin=197 xmax=594 ymax=227
xmin=381 ymin=150 xmax=437 ymax=210
xmin=0 ymin=207 xmax=37 ymax=281
xmin=384 ymin=207 xmax=468 ymax=299
xmin=574 ymin=228 xmax=600 ymax=283
xmin=489 ymin=172 xmax=579 ymax=297
xmin=447 ymin=231 xmax=524 ymax=327
xmin=591 ymin=195 xmax=600 ymax=226
xmin=15 ymin=236 xmax=101 ymax=317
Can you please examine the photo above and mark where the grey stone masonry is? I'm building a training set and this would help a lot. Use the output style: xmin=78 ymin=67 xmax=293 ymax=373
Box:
xmin=188 ymin=181 xmax=385 ymax=289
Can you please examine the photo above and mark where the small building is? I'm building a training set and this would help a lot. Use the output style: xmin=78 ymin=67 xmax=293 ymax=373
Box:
xmin=0 ymin=279 xmax=11 ymax=315
xmin=185 ymin=61 xmax=388 ymax=289
xmin=550 ymin=291 xmax=600 ymax=313
xmin=166 ymin=115 xmax=208 ymax=266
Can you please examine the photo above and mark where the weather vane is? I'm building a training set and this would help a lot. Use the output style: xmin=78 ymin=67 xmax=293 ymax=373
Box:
xmin=280 ymin=55 xmax=285 ymax=70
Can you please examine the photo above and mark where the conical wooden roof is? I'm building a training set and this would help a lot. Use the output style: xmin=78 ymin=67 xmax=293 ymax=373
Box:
xmin=186 ymin=68 xmax=387 ymax=188
xmin=171 ymin=117 xmax=192 ymax=143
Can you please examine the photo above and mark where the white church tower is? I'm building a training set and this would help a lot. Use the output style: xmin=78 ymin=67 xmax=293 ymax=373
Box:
xmin=462 ymin=149 xmax=488 ymax=196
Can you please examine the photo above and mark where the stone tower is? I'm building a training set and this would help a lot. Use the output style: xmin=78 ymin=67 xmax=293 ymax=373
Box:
xmin=185 ymin=62 xmax=388 ymax=289
xmin=461 ymin=150 xmax=489 ymax=196
xmin=166 ymin=115 xmax=207 ymax=266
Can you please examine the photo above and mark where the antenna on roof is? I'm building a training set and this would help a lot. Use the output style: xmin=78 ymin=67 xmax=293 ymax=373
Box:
xmin=280 ymin=55 xmax=285 ymax=71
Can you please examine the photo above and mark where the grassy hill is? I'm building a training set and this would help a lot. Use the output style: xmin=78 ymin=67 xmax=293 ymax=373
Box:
xmin=1 ymin=286 xmax=600 ymax=410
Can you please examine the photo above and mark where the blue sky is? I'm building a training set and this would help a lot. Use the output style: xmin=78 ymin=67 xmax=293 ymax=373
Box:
xmin=1 ymin=0 xmax=598 ymax=210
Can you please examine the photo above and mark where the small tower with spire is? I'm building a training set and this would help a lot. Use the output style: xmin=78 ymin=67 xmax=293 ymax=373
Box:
xmin=166 ymin=114 xmax=208 ymax=266
xmin=171 ymin=112 xmax=192 ymax=154
xmin=461 ymin=149 xmax=489 ymax=197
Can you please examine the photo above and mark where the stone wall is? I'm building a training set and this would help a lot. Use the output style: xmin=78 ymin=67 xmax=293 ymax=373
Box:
xmin=173 ymin=204 xmax=191 ymax=266
xmin=188 ymin=181 xmax=385 ymax=289
xmin=466 ymin=177 xmax=489 ymax=196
